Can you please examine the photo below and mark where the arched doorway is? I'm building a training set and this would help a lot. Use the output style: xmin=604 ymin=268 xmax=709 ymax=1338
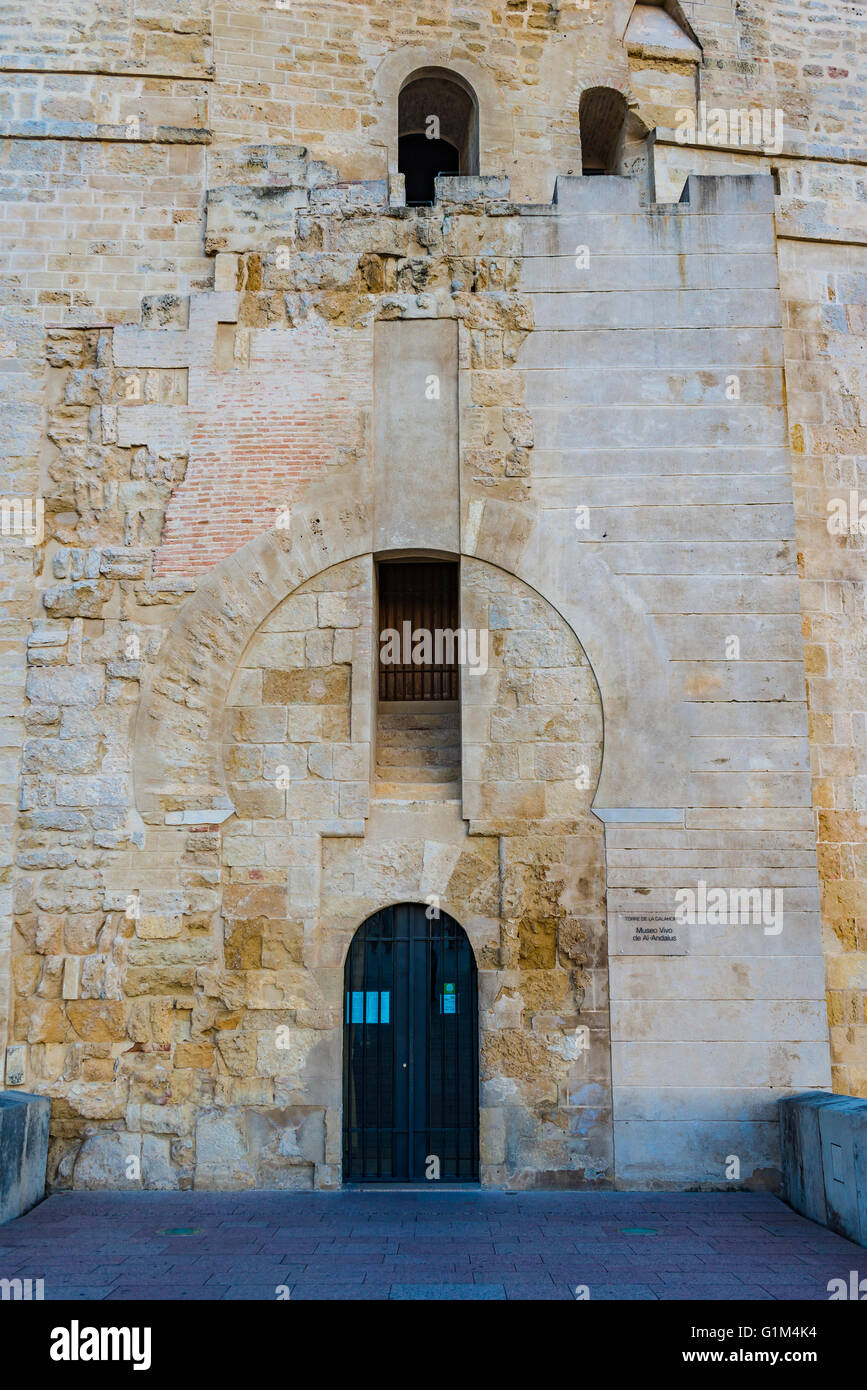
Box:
xmin=343 ymin=903 xmax=479 ymax=1183
xmin=579 ymin=86 xmax=628 ymax=174
xmin=398 ymin=68 xmax=479 ymax=205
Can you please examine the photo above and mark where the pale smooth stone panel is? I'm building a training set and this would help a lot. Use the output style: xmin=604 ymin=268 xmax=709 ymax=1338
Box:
xmin=611 ymin=955 xmax=827 ymax=1003
xmin=520 ymin=251 xmax=780 ymax=293
xmin=612 ymin=1040 xmax=830 ymax=1088
xmin=521 ymin=326 xmax=784 ymax=369
xmin=611 ymin=998 xmax=829 ymax=1043
xmin=613 ymin=1120 xmax=782 ymax=1183
xmin=520 ymin=215 xmax=777 ymax=258
xmin=530 ymin=288 xmax=783 ymax=330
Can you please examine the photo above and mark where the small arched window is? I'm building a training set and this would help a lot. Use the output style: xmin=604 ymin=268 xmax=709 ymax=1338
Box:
xmin=579 ymin=87 xmax=628 ymax=174
xmin=398 ymin=69 xmax=479 ymax=206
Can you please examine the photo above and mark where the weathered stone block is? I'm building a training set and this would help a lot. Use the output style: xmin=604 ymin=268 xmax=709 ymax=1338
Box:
xmin=66 ymin=1001 xmax=126 ymax=1041
xmin=230 ymin=707 xmax=288 ymax=743
xmin=0 ymin=1092 xmax=49 ymax=1223
xmin=194 ymin=1112 xmax=249 ymax=1184
xmin=231 ymin=783 xmax=285 ymax=819
xmin=42 ymin=580 xmax=113 ymax=618
xmin=174 ymin=1042 xmax=215 ymax=1069
xmin=225 ymin=916 xmax=265 ymax=970
xmin=73 ymin=1131 xmax=140 ymax=1190
xmin=780 ymin=1091 xmax=867 ymax=1245
xmin=263 ymin=667 xmax=350 ymax=705
xmin=25 ymin=667 xmax=104 ymax=707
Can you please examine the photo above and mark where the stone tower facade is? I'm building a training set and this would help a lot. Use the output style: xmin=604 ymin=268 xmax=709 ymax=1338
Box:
xmin=0 ymin=0 xmax=863 ymax=1191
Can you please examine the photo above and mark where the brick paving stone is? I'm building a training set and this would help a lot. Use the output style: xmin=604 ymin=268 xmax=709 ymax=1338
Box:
xmin=755 ymin=1285 xmax=831 ymax=1300
xmin=289 ymin=1285 xmax=390 ymax=1300
xmin=741 ymin=1269 xmax=827 ymax=1286
xmin=217 ymin=1278 xmax=287 ymax=1291
xmin=220 ymin=1287 xmax=287 ymax=1300
xmin=653 ymin=1271 xmax=744 ymax=1285
xmin=503 ymin=1282 xmax=566 ymax=1300
xmin=390 ymin=1283 xmax=506 ymax=1299
xmin=588 ymin=1284 xmax=659 ymax=1300
xmin=105 ymin=1286 xmax=231 ymax=1300
xmin=2 ymin=1190 xmax=863 ymax=1302
xmin=44 ymin=1287 xmax=119 ymax=1300
xmin=662 ymin=1286 xmax=778 ymax=1301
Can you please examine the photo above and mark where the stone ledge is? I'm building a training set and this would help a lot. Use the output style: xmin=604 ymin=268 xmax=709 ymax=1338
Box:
xmin=0 ymin=59 xmax=214 ymax=79
xmin=780 ymin=1091 xmax=867 ymax=1247
xmin=653 ymin=128 xmax=867 ymax=170
xmin=0 ymin=1091 xmax=50 ymax=1224
xmin=0 ymin=119 xmax=210 ymax=144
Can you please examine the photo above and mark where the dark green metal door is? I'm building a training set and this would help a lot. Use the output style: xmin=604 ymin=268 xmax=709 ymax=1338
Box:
xmin=343 ymin=903 xmax=479 ymax=1183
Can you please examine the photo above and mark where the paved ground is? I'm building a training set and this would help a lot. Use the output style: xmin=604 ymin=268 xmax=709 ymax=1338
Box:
xmin=1 ymin=1189 xmax=862 ymax=1300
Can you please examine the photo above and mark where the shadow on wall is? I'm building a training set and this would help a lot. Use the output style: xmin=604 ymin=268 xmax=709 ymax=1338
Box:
xmin=579 ymin=85 xmax=651 ymax=177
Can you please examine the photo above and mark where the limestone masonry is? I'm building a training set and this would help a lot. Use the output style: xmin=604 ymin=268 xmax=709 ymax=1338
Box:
xmin=0 ymin=0 xmax=864 ymax=1191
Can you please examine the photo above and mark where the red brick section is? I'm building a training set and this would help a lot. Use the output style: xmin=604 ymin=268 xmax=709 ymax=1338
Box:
xmin=154 ymin=328 xmax=371 ymax=577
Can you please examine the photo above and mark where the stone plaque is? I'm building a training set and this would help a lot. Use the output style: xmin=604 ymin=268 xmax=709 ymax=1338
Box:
xmin=610 ymin=909 xmax=688 ymax=956
xmin=4 ymin=1044 xmax=26 ymax=1087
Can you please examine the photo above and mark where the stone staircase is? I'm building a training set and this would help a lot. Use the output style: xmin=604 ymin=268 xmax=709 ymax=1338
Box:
xmin=374 ymin=700 xmax=461 ymax=801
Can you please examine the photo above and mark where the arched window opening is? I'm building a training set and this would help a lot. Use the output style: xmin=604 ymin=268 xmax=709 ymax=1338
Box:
xmin=579 ymin=87 xmax=628 ymax=175
xmin=398 ymin=69 xmax=479 ymax=206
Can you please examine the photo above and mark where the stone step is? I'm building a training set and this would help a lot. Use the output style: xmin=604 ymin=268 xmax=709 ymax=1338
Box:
xmin=377 ymin=762 xmax=460 ymax=783
xmin=377 ymin=718 xmax=460 ymax=738
xmin=378 ymin=700 xmax=459 ymax=731
xmin=376 ymin=726 xmax=461 ymax=749
xmin=376 ymin=744 xmax=461 ymax=769
xmin=374 ymin=781 xmax=461 ymax=801
xmin=380 ymin=700 xmax=459 ymax=713
xmin=375 ymin=700 xmax=461 ymax=800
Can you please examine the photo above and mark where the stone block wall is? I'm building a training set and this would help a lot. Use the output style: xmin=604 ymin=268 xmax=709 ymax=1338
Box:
xmin=20 ymin=548 xmax=609 ymax=1190
xmin=208 ymin=0 xmax=611 ymax=202
xmin=511 ymin=171 xmax=829 ymax=1183
xmin=0 ymin=0 xmax=212 ymax=75
xmin=6 ymin=156 xmax=827 ymax=1188
xmin=0 ymin=0 xmax=864 ymax=1189
xmin=0 ymin=1089 xmax=49 ymax=1221
xmin=649 ymin=0 xmax=867 ymax=1096
xmin=780 ymin=1091 xmax=867 ymax=1247
xmin=0 ymin=164 xmax=830 ymax=1189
